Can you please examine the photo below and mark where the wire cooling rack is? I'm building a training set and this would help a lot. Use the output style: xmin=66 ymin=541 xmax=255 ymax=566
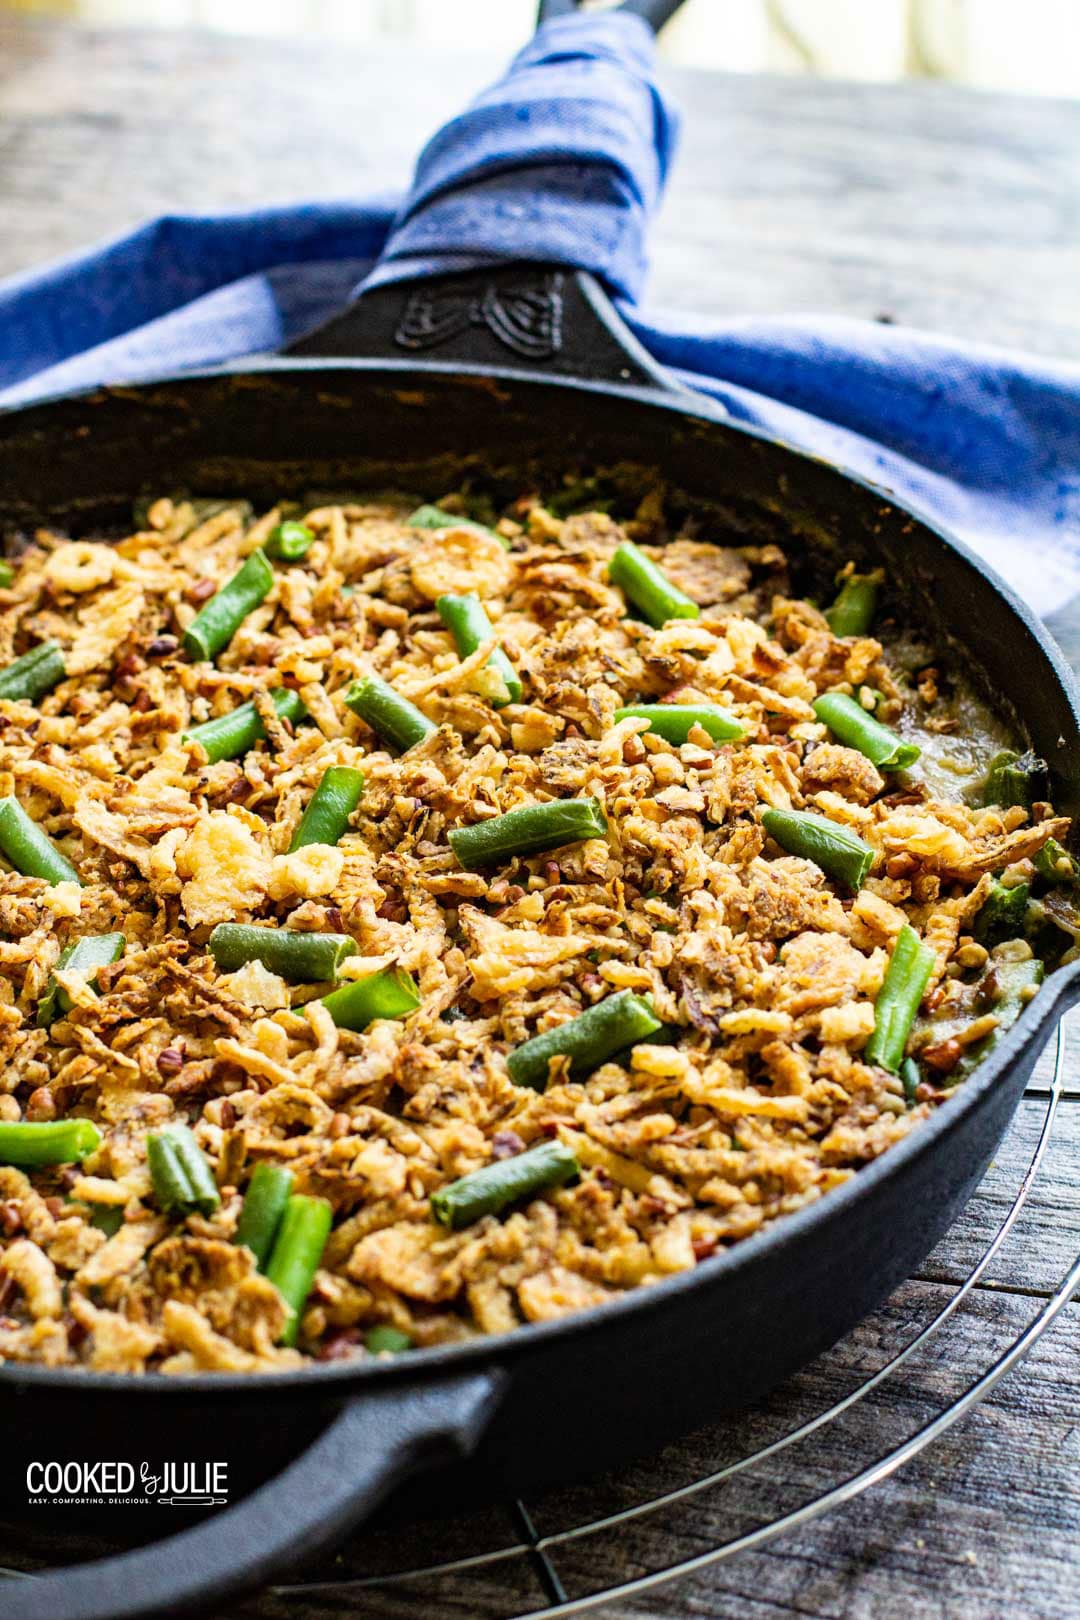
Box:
xmin=275 ymin=1018 xmax=1079 ymax=1618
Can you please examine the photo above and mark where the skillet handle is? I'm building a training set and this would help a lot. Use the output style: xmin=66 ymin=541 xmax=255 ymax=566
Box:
xmin=0 ymin=1370 xmax=502 ymax=1620
xmin=538 ymin=0 xmax=688 ymax=27
xmin=288 ymin=0 xmax=688 ymax=391
xmin=287 ymin=262 xmax=682 ymax=392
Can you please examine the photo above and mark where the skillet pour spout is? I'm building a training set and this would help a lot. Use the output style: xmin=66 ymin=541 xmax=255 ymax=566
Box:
xmin=1 ymin=3 xmax=1079 ymax=1617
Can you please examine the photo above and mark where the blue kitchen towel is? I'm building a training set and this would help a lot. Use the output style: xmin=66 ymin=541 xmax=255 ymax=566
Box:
xmin=0 ymin=10 xmax=1078 ymax=616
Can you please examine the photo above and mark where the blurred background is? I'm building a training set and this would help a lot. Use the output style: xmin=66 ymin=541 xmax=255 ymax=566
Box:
xmin=1 ymin=0 xmax=1077 ymax=96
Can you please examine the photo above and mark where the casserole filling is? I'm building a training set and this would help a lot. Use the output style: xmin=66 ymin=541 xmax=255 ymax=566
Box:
xmin=0 ymin=489 xmax=1069 ymax=1372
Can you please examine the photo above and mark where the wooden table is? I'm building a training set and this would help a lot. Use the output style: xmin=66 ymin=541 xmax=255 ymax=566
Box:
xmin=1 ymin=18 xmax=1077 ymax=1619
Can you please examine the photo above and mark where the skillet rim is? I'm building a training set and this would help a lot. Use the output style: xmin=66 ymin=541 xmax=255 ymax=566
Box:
xmin=0 ymin=356 xmax=1077 ymax=1396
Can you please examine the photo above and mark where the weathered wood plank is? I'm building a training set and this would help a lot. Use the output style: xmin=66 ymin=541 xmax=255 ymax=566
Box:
xmin=917 ymin=1095 xmax=1080 ymax=1297
xmin=1026 ymin=1009 xmax=1079 ymax=1098
xmin=528 ymin=1286 xmax=1080 ymax=1620
xmin=0 ymin=19 xmax=1078 ymax=362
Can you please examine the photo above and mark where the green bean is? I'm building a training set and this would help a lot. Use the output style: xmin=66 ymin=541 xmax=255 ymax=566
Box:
xmin=613 ymin=703 xmax=744 ymax=746
xmin=320 ymin=963 xmax=421 ymax=1032
xmin=0 ymin=1119 xmax=101 ymax=1166
xmin=365 ymin=1325 xmax=413 ymax=1354
xmin=431 ymin=1140 xmax=580 ymax=1230
xmin=344 ymin=675 xmax=436 ymax=753
xmin=865 ymin=924 xmax=936 ymax=1073
xmin=183 ymin=549 xmax=274 ymax=662
xmin=0 ymin=795 xmax=80 ymax=886
xmin=37 ymin=931 xmax=125 ymax=1028
xmin=608 ymin=541 xmax=699 ymax=628
xmin=89 ymin=1203 xmax=124 ymax=1237
xmin=264 ymin=521 xmax=315 ymax=562
xmin=183 ymin=687 xmax=307 ymax=764
xmin=545 ymin=477 xmax=611 ymax=519
xmin=265 ymin=1194 xmax=333 ymax=1346
xmin=825 ymin=572 xmax=878 ymax=636
xmin=408 ymin=504 xmax=507 ymax=549
xmin=146 ymin=1123 xmax=221 ymax=1218
xmin=0 ymin=640 xmax=66 ymax=704
xmin=1034 ymin=837 xmax=1078 ymax=884
xmin=209 ymin=923 xmax=356 ymax=983
xmin=507 ymin=990 xmax=661 ymax=1091
xmin=981 ymin=749 xmax=1048 ymax=809
xmin=812 ymin=692 xmax=920 ymax=771
xmin=289 ymin=765 xmax=365 ymax=851
xmin=436 ymin=593 xmax=522 ymax=708
xmin=0 ymin=561 xmax=12 ymax=589
xmin=900 ymin=1056 xmax=922 ymax=1106
xmin=973 ymin=878 xmax=1030 ymax=945
xmin=235 ymin=1163 xmax=294 ymax=1270
xmin=449 ymin=797 xmax=607 ymax=871
xmin=760 ymin=807 xmax=874 ymax=892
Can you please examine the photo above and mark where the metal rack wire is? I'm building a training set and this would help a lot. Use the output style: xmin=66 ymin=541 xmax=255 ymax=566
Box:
xmin=277 ymin=1020 xmax=1078 ymax=1618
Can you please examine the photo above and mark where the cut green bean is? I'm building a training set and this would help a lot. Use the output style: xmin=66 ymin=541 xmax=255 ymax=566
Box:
xmin=209 ymin=923 xmax=356 ymax=983
xmin=344 ymin=675 xmax=436 ymax=753
xmin=265 ymin=1194 xmax=333 ymax=1346
xmin=89 ymin=1203 xmax=124 ymax=1237
xmin=899 ymin=1056 xmax=922 ymax=1106
xmin=825 ymin=572 xmax=878 ymax=636
xmin=365 ymin=1325 xmax=413 ymax=1354
xmin=812 ymin=692 xmax=920 ymax=771
xmin=320 ymin=963 xmax=421 ymax=1032
xmin=981 ymin=749 xmax=1048 ymax=809
xmin=0 ymin=795 xmax=80 ymax=886
xmin=0 ymin=640 xmax=66 ymax=704
xmin=146 ymin=1123 xmax=221 ymax=1218
xmin=608 ymin=541 xmax=699 ymax=628
xmin=408 ymin=504 xmax=507 ymax=548
xmin=37 ymin=932 xmax=125 ymax=1028
xmin=546 ymin=477 xmax=612 ymax=519
xmin=436 ymin=592 xmax=522 ymax=708
xmin=973 ymin=878 xmax=1030 ymax=945
xmin=865 ymin=924 xmax=936 ymax=1073
xmin=289 ymin=765 xmax=365 ymax=851
xmin=760 ymin=807 xmax=874 ymax=892
xmin=0 ymin=1119 xmax=101 ymax=1167
xmin=431 ymin=1140 xmax=580 ymax=1230
xmin=183 ymin=687 xmax=307 ymax=764
xmin=1034 ymin=837 xmax=1078 ymax=884
xmin=183 ymin=549 xmax=274 ymax=662
xmin=264 ymin=521 xmax=315 ymax=562
xmin=614 ymin=703 xmax=744 ymax=746
xmin=0 ymin=561 xmax=13 ymax=589
xmin=236 ymin=1163 xmax=294 ymax=1270
xmin=507 ymin=990 xmax=661 ymax=1091
xmin=449 ymin=797 xmax=607 ymax=871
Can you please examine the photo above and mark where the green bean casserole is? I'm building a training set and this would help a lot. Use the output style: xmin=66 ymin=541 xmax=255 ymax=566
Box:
xmin=0 ymin=487 xmax=1070 ymax=1372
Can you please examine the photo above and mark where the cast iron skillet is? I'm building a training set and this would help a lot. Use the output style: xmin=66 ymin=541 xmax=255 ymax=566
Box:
xmin=1 ymin=4 xmax=1079 ymax=1616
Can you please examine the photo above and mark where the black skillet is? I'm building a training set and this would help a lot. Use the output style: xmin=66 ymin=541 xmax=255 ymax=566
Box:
xmin=1 ymin=3 xmax=1078 ymax=1615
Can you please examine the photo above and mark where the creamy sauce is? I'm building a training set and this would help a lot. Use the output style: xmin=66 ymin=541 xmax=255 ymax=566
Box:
xmin=887 ymin=633 xmax=1017 ymax=802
